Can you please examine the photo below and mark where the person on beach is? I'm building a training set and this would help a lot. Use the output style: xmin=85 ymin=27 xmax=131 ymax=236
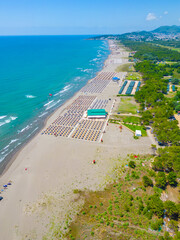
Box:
xmin=119 ymin=125 xmax=122 ymax=132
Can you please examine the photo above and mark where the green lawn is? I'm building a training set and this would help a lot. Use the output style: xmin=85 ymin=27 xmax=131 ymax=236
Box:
xmin=118 ymin=97 xmax=139 ymax=114
xmin=122 ymin=116 xmax=141 ymax=124
xmin=126 ymin=72 xmax=142 ymax=81
xmin=124 ymin=124 xmax=147 ymax=136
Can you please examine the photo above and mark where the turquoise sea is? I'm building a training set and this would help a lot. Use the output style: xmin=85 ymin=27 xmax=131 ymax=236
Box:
xmin=0 ymin=36 xmax=110 ymax=167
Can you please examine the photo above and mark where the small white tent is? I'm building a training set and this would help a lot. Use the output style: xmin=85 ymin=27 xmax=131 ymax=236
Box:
xmin=135 ymin=130 xmax=141 ymax=137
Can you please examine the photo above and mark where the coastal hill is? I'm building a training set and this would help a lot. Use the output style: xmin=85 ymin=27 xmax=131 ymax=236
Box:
xmin=152 ymin=25 xmax=180 ymax=34
xmin=89 ymin=25 xmax=180 ymax=41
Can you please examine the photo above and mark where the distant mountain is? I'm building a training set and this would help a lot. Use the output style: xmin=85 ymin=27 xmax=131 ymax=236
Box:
xmin=151 ymin=25 xmax=180 ymax=34
xmin=89 ymin=25 xmax=180 ymax=41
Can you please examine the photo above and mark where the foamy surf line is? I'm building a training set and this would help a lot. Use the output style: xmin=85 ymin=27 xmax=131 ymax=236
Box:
xmin=54 ymin=84 xmax=72 ymax=96
xmin=25 ymin=95 xmax=36 ymax=99
xmin=0 ymin=116 xmax=17 ymax=127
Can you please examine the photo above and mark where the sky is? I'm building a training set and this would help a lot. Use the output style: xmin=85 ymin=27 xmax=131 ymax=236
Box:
xmin=0 ymin=0 xmax=180 ymax=35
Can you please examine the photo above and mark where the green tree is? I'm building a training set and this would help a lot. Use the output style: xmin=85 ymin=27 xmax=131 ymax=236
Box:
xmin=151 ymin=218 xmax=163 ymax=231
xmin=129 ymin=161 xmax=136 ymax=168
xmin=168 ymin=220 xmax=178 ymax=232
xmin=155 ymin=172 xmax=167 ymax=189
xmin=164 ymin=201 xmax=178 ymax=220
xmin=147 ymin=194 xmax=164 ymax=217
xmin=142 ymin=176 xmax=153 ymax=187
xmin=175 ymin=104 xmax=180 ymax=112
xmin=167 ymin=172 xmax=177 ymax=186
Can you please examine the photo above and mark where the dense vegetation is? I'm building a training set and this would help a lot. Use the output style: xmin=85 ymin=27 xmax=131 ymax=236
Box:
xmin=121 ymin=41 xmax=180 ymax=62
xmin=152 ymin=40 xmax=180 ymax=49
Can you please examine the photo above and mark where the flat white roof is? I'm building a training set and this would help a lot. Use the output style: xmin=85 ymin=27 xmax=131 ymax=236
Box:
xmin=135 ymin=130 xmax=141 ymax=135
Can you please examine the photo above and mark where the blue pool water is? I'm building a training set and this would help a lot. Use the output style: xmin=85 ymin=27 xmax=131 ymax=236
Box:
xmin=0 ymin=35 xmax=110 ymax=164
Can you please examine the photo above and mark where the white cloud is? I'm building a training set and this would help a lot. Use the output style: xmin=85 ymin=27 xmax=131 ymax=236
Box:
xmin=146 ymin=13 xmax=157 ymax=21
xmin=164 ymin=11 xmax=168 ymax=15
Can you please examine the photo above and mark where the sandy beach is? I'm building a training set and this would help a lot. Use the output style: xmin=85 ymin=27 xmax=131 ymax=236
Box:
xmin=0 ymin=40 xmax=153 ymax=240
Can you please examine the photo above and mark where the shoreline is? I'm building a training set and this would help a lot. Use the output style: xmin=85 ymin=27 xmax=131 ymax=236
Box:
xmin=0 ymin=40 xmax=111 ymax=177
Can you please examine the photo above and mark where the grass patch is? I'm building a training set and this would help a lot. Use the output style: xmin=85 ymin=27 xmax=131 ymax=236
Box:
xmin=123 ymin=124 xmax=147 ymax=136
xmin=126 ymin=72 xmax=142 ymax=81
xmin=122 ymin=116 xmax=141 ymax=124
xmin=118 ymin=97 xmax=139 ymax=114
xmin=117 ymin=94 xmax=134 ymax=97
xmin=116 ymin=63 xmax=134 ymax=72
xmin=110 ymin=116 xmax=141 ymax=125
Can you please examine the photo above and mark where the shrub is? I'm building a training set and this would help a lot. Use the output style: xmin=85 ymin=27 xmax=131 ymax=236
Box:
xmin=139 ymin=201 xmax=144 ymax=212
xmin=164 ymin=201 xmax=178 ymax=220
xmin=155 ymin=172 xmax=166 ymax=189
xmin=110 ymin=223 xmax=114 ymax=227
xmin=168 ymin=220 xmax=178 ymax=232
xmin=151 ymin=218 xmax=163 ymax=231
xmin=164 ymin=231 xmax=173 ymax=240
xmin=147 ymin=194 xmax=164 ymax=217
xmin=131 ymin=171 xmax=140 ymax=179
xmin=167 ymin=172 xmax=177 ymax=186
xmin=129 ymin=161 xmax=136 ymax=168
xmin=147 ymin=169 xmax=156 ymax=177
xmin=142 ymin=176 xmax=153 ymax=187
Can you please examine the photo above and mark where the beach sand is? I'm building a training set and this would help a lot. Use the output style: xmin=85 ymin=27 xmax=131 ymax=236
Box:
xmin=0 ymin=40 xmax=153 ymax=240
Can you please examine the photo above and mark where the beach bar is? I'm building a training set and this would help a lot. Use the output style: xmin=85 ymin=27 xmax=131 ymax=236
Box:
xmin=87 ymin=109 xmax=108 ymax=119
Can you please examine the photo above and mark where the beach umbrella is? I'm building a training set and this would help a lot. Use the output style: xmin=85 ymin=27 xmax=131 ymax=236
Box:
xmin=112 ymin=77 xmax=120 ymax=80
xmin=3 ymin=185 xmax=7 ymax=188
xmin=7 ymin=183 xmax=12 ymax=185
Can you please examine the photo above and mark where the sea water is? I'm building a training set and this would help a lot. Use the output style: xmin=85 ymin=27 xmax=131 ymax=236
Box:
xmin=0 ymin=35 xmax=110 ymax=165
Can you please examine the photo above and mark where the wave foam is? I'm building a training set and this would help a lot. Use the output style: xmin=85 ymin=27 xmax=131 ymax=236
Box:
xmin=18 ymin=125 xmax=30 ymax=133
xmin=44 ymin=100 xmax=54 ymax=107
xmin=54 ymin=84 xmax=72 ymax=96
xmin=38 ymin=112 xmax=48 ymax=118
xmin=74 ymin=76 xmax=81 ymax=82
xmin=25 ymin=95 xmax=36 ymax=99
xmin=0 ymin=116 xmax=17 ymax=127
xmin=0 ymin=115 xmax=7 ymax=120
xmin=1 ymin=138 xmax=19 ymax=154
xmin=45 ymin=99 xmax=61 ymax=110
